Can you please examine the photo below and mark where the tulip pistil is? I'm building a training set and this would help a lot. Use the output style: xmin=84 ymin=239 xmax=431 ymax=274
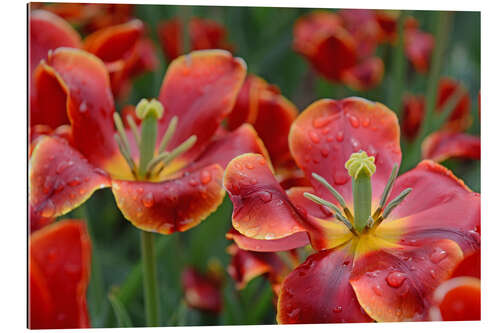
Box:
xmin=304 ymin=150 xmax=412 ymax=236
xmin=113 ymin=98 xmax=197 ymax=181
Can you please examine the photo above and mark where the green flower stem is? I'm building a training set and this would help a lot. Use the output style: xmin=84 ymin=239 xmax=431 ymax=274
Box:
xmin=141 ymin=230 xmax=160 ymax=326
xmin=352 ymin=171 xmax=372 ymax=232
xmin=138 ymin=114 xmax=158 ymax=179
xmin=388 ymin=11 xmax=408 ymax=116
xmin=403 ymin=11 xmax=453 ymax=171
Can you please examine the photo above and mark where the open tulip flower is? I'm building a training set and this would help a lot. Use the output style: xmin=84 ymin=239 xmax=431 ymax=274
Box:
xmin=293 ymin=11 xmax=384 ymax=91
xmin=29 ymin=47 xmax=268 ymax=235
xmin=29 ymin=220 xmax=91 ymax=329
xmin=223 ymin=97 xmax=480 ymax=323
xmin=158 ymin=17 xmax=233 ymax=61
xmin=29 ymin=9 xmax=158 ymax=112
xmin=182 ymin=266 xmax=224 ymax=313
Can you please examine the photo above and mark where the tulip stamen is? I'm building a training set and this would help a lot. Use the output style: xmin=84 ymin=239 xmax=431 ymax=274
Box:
xmin=126 ymin=115 xmax=141 ymax=146
xmin=158 ymin=116 xmax=178 ymax=154
xmin=149 ymin=135 xmax=197 ymax=178
xmin=371 ymin=187 xmax=412 ymax=229
xmin=114 ymin=133 xmax=138 ymax=178
xmin=303 ymin=192 xmax=358 ymax=236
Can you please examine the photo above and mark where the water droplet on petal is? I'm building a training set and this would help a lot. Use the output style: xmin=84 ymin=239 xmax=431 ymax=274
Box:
xmin=189 ymin=178 xmax=198 ymax=187
xmin=250 ymin=178 xmax=257 ymax=185
xmin=265 ymin=232 xmax=275 ymax=240
xmin=430 ymin=248 xmax=448 ymax=264
xmin=68 ymin=177 xmax=81 ymax=186
xmin=41 ymin=200 xmax=55 ymax=218
xmin=245 ymin=162 xmax=254 ymax=170
xmin=321 ymin=147 xmax=329 ymax=157
xmin=385 ymin=271 xmax=407 ymax=288
xmin=200 ymin=170 xmax=212 ymax=184
xmin=362 ymin=117 xmax=371 ymax=127
xmin=258 ymin=157 xmax=266 ymax=166
xmin=333 ymin=305 xmax=343 ymax=313
xmin=258 ymin=191 xmax=272 ymax=203
xmin=429 ymin=269 xmax=437 ymax=279
xmin=79 ymin=101 xmax=88 ymax=113
xmin=313 ymin=117 xmax=332 ymax=128
xmin=349 ymin=115 xmax=360 ymax=128
xmin=308 ymin=130 xmax=320 ymax=144
xmin=142 ymin=192 xmax=155 ymax=208
xmin=336 ymin=131 xmax=344 ymax=142
xmin=372 ymin=284 xmax=383 ymax=296
xmin=287 ymin=308 xmax=301 ymax=320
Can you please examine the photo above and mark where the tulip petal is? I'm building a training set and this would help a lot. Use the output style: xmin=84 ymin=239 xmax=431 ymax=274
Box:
xmin=277 ymin=242 xmax=372 ymax=323
xmin=341 ymin=57 xmax=384 ymax=91
xmin=293 ymin=12 xmax=357 ymax=81
xmin=157 ymin=50 xmax=247 ymax=167
xmin=402 ymin=94 xmax=425 ymax=140
xmin=452 ymin=249 xmax=480 ymax=279
xmin=226 ymin=228 xmax=309 ymax=252
xmin=33 ymin=48 xmax=130 ymax=177
xmin=429 ymin=277 xmax=480 ymax=321
xmin=436 ymin=78 xmax=471 ymax=132
xmin=180 ymin=124 xmax=269 ymax=175
xmin=223 ymin=153 xmax=307 ymax=240
xmin=29 ymin=10 xmax=81 ymax=77
xmin=111 ymin=164 xmax=224 ymax=234
xmin=350 ymin=238 xmax=463 ymax=322
xmin=228 ymin=75 xmax=298 ymax=166
xmin=29 ymin=220 xmax=91 ymax=329
xmin=404 ymin=26 xmax=434 ymax=73
xmin=190 ymin=18 xmax=233 ymax=52
xmin=289 ymin=98 xmax=401 ymax=204
xmin=83 ymin=19 xmax=143 ymax=65
xmin=29 ymin=10 xmax=81 ymax=129
xmin=422 ymin=131 xmax=480 ymax=162
xmin=157 ymin=19 xmax=182 ymax=60
xmin=227 ymin=245 xmax=276 ymax=290
xmin=29 ymin=136 xmax=111 ymax=221
xmin=286 ymin=186 xmax=353 ymax=251
xmin=381 ymin=160 xmax=480 ymax=255
xmin=182 ymin=267 xmax=222 ymax=313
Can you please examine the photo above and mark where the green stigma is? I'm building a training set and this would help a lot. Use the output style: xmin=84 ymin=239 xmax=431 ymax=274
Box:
xmin=136 ymin=98 xmax=164 ymax=120
xmin=345 ymin=150 xmax=376 ymax=179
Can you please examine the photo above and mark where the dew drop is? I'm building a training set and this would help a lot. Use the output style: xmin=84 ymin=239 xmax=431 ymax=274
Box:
xmin=250 ymin=178 xmax=257 ymax=185
xmin=308 ymin=131 xmax=320 ymax=144
xmin=79 ymin=101 xmax=88 ymax=113
xmin=362 ymin=117 xmax=371 ymax=128
xmin=142 ymin=192 xmax=155 ymax=208
xmin=372 ymin=284 xmax=383 ymax=296
xmin=258 ymin=157 xmax=267 ymax=166
xmin=189 ymin=178 xmax=198 ymax=187
xmin=430 ymin=248 xmax=448 ymax=264
xmin=333 ymin=305 xmax=343 ymax=313
xmin=385 ymin=271 xmax=407 ymax=288
xmin=349 ymin=115 xmax=360 ymax=128
xmin=326 ymin=135 xmax=334 ymax=142
xmin=313 ymin=117 xmax=331 ymax=128
xmin=336 ymin=131 xmax=344 ymax=142
xmin=68 ymin=177 xmax=81 ymax=186
xmin=245 ymin=162 xmax=254 ymax=170
xmin=351 ymin=138 xmax=360 ymax=150
xmin=288 ymin=308 xmax=301 ymax=319
xmin=41 ymin=200 xmax=55 ymax=218
xmin=429 ymin=269 xmax=437 ymax=279
xmin=258 ymin=191 xmax=272 ymax=203
xmin=56 ymin=161 xmax=70 ymax=174
xmin=265 ymin=232 xmax=275 ymax=240
xmin=200 ymin=170 xmax=212 ymax=184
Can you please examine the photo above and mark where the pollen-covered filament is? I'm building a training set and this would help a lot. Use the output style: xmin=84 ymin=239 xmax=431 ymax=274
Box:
xmin=113 ymin=98 xmax=197 ymax=181
xmin=304 ymin=150 xmax=412 ymax=236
